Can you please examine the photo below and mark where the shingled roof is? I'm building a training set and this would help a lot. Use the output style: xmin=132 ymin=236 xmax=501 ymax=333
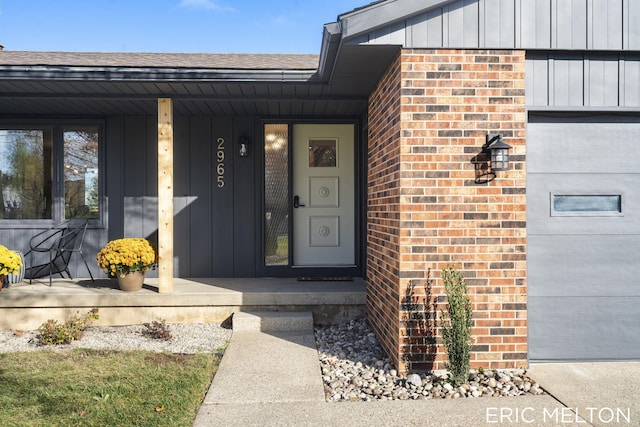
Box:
xmin=0 ymin=51 xmax=320 ymax=70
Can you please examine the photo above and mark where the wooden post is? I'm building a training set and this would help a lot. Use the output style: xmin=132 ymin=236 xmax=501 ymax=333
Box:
xmin=157 ymin=98 xmax=174 ymax=293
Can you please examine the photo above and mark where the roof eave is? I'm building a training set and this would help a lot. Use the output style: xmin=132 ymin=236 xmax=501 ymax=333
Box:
xmin=0 ymin=65 xmax=318 ymax=83
xmin=338 ymin=0 xmax=455 ymax=41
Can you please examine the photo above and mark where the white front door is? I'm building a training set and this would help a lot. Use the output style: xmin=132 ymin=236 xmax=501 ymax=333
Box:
xmin=292 ymin=124 xmax=355 ymax=266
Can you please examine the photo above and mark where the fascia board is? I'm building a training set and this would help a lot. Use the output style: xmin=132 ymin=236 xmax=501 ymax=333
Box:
xmin=0 ymin=66 xmax=317 ymax=83
xmin=338 ymin=0 xmax=457 ymax=41
xmin=317 ymin=22 xmax=343 ymax=81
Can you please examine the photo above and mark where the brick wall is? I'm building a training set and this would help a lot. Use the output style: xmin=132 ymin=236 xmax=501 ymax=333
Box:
xmin=367 ymin=49 xmax=527 ymax=374
xmin=367 ymin=53 xmax=402 ymax=363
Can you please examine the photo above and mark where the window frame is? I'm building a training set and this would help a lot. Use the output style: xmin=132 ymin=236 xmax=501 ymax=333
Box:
xmin=0 ymin=119 xmax=105 ymax=228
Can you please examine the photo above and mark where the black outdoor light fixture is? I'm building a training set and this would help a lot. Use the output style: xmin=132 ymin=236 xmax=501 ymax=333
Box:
xmin=485 ymin=133 xmax=512 ymax=171
xmin=239 ymin=136 xmax=250 ymax=157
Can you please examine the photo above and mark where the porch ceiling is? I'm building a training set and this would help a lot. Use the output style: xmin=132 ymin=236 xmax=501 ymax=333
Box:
xmin=0 ymin=79 xmax=368 ymax=116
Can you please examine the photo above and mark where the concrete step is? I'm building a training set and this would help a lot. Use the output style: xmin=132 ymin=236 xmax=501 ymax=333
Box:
xmin=233 ymin=311 xmax=314 ymax=332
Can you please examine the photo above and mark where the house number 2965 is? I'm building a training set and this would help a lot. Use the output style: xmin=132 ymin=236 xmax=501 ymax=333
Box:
xmin=216 ymin=137 xmax=225 ymax=188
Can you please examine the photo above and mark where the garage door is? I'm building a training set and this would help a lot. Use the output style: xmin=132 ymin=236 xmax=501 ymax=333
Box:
xmin=528 ymin=113 xmax=640 ymax=361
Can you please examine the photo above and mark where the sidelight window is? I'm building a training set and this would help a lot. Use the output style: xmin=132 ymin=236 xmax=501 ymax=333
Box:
xmin=264 ymin=124 xmax=289 ymax=266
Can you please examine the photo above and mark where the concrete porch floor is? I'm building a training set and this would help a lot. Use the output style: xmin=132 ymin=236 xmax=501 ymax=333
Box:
xmin=0 ymin=277 xmax=367 ymax=330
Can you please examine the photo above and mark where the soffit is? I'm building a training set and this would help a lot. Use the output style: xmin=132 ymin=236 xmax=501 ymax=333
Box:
xmin=0 ymin=51 xmax=368 ymax=116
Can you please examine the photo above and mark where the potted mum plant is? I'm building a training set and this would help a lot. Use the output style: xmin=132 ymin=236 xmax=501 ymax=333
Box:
xmin=0 ymin=244 xmax=23 ymax=290
xmin=96 ymin=238 xmax=157 ymax=291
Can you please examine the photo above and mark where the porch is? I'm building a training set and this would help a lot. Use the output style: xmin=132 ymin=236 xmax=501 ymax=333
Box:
xmin=0 ymin=277 xmax=366 ymax=330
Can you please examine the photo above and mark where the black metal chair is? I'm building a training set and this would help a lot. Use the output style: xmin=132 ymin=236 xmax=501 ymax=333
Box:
xmin=24 ymin=219 xmax=95 ymax=286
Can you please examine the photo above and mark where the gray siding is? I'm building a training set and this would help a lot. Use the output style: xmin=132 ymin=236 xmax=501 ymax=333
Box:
xmin=526 ymin=53 xmax=640 ymax=108
xmin=348 ymin=0 xmax=640 ymax=51
xmin=111 ymin=115 xmax=258 ymax=278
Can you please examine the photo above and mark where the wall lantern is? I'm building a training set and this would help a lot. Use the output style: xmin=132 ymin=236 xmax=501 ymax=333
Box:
xmin=485 ymin=134 xmax=512 ymax=171
xmin=239 ymin=136 xmax=250 ymax=157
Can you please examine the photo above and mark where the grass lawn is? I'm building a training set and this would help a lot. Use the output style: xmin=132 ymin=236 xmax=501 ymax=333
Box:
xmin=0 ymin=349 xmax=220 ymax=426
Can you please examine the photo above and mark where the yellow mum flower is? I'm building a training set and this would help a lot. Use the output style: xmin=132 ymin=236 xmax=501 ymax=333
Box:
xmin=0 ymin=245 xmax=22 ymax=275
xmin=96 ymin=238 xmax=157 ymax=277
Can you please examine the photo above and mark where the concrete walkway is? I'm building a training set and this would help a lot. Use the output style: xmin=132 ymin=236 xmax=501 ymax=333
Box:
xmin=527 ymin=362 xmax=639 ymax=427
xmin=199 ymin=312 xmax=325 ymax=405
xmin=194 ymin=312 xmax=639 ymax=427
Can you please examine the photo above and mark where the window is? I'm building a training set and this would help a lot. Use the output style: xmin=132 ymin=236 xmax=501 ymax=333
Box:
xmin=308 ymin=139 xmax=337 ymax=167
xmin=551 ymin=194 xmax=623 ymax=216
xmin=0 ymin=128 xmax=52 ymax=219
xmin=0 ymin=123 xmax=102 ymax=223
xmin=63 ymin=127 xmax=100 ymax=219
xmin=264 ymin=124 xmax=289 ymax=266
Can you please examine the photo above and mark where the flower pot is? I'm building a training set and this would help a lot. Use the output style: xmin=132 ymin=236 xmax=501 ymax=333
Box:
xmin=5 ymin=251 xmax=25 ymax=285
xmin=116 ymin=271 xmax=146 ymax=292
xmin=0 ymin=245 xmax=23 ymax=289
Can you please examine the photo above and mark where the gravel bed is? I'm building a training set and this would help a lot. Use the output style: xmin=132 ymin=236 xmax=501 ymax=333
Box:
xmin=315 ymin=318 xmax=545 ymax=402
xmin=0 ymin=322 xmax=232 ymax=354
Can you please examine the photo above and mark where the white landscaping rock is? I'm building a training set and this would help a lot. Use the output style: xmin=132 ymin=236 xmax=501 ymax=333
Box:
xmin=315 ymin=318 xmax=545 ymax=402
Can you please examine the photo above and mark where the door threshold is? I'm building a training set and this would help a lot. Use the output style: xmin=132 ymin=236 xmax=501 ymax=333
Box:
xmin=297 ymin=276 xmax=354 ymax=282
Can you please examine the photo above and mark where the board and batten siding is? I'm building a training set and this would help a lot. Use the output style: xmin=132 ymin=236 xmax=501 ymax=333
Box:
xmin=526 ymin=53 xmax=640 ymax=108
xmin=109 ymin=115 xmax=258 ymax=278
xmin=346 ymin=0 xmax=640 ymax=51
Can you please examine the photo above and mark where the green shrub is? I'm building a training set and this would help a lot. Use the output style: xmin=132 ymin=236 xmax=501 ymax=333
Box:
xmin=38 ymin=309 xmax=99 ymax=345
xmin=440 ymin=266 xmax=473 ymax=386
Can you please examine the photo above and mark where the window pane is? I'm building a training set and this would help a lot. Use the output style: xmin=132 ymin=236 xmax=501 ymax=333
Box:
xmin=64 ymin=127 xmax=99 ymax=219
xmin=0 ymin=129 xmax=53 ymax=219
xmin=308 ymin=139 xmax=337 ymax=167
xmin=264 ymin=124 xmax=289 ymax=266
xmin=553 ymin=195 xmax=622 ymax=213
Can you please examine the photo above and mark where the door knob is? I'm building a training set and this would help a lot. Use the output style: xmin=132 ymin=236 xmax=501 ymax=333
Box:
xmin=293 ymin=195 xmax=305 ymax=208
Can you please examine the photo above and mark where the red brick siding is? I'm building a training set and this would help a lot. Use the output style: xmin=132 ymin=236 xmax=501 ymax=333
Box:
xmin=367 ymin=53 xmax=402 ymax=362
xmin=367 ymin=49 xmax=527 ymax=373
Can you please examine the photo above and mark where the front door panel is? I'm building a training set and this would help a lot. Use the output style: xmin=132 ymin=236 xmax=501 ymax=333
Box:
xmin=292 ymin=124 xmax=355 ymax=266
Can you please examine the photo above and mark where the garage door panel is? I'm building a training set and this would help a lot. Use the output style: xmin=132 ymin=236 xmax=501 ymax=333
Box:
xmin=527 ymin=174 xmax=640 ymax=235
xmin=528 ymin=119 xmax=640 ymax=174
xmin=528 ymin=235 xmax=640 ymax=297
xmin=529 ymin=297 xmax=640 ymax=360
xmin=528 ymin=113 xmax=640 ymax=361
